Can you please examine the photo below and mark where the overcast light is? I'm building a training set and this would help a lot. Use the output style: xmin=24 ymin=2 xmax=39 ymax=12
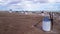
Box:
xmin=48 ymin=0 xmax=55 ymax=3
xmin=0 ymin=0 xmax=60 ymax=11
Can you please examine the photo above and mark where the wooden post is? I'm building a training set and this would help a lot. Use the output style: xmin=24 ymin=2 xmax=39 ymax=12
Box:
xmin=49 ymin=12 xmax=53 ymax=30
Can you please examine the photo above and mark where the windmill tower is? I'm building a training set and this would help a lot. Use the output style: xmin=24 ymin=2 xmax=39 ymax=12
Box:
xmin=9 ymin=9 xmax=12 ymax=13
xmin=34 ymin=12 xmax=53 ymax=32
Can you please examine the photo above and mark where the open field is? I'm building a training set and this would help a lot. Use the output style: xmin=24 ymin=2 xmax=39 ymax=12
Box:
xmin=0 ymin=12 xmax=60 ymax=34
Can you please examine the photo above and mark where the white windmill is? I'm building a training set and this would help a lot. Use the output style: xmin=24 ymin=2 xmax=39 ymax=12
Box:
xmin=33 ymin=11 xmax=54 ymax=32
xmin=9 ymin=9 xmax=12 ymax=13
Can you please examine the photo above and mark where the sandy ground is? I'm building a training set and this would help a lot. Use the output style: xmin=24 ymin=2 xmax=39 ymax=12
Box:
xmin=0 ymin=12 xmax=60 ymax=34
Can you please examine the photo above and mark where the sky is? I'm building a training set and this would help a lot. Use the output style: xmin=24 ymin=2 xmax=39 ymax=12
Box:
xmin=0 ymin=0 xmax=60 ymax=11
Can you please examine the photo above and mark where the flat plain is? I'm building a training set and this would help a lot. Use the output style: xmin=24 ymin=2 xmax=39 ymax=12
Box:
xmin=0 ymin=12 xmax=60 ymax=34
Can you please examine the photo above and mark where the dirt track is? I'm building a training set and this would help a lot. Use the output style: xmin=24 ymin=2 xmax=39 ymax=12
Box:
xmin=0 ymin=12 xmax=60 ymax=34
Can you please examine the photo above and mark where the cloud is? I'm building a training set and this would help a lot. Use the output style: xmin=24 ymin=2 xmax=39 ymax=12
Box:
xmin=0 ymin=0 xmax=60 ymax=11
xmin=7 ymin=1 xmax=41 ymax=11
xmin=0 ymin=0 xmax=21 ymax=6
xmin=56 ymin=0 xmax=60 ymax=3
xmin=0 ymin=0 xmax=60 ymax=6
xmin=0 ymin=0 xmax=9 ymax=5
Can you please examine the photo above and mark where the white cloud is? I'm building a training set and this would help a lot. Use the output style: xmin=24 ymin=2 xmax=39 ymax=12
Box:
xmin=0 ymin=0 xmax=21 ymax=6
xmin=0 ymin=0 xmax=9 ymax=5
xmin=48 ymin=0 xmax=55 ymax=3
xmin=0 ymin=0 xmax=60 ymax=11
xmin=0 ymin=0 xmax=2 ymax=1
xmin=48 ymin=0 xmax=60 ymax=3
xmin=7 ymin=1 xmax=41 ymax=11
xmin=0 ymin=0 xmax=60 ymax=6
xmin=56 ymin=0 xmax=60 ymax=2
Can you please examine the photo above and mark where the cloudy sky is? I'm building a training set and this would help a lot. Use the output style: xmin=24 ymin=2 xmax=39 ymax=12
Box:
xmin=0 ymin=0 xmax=60 ymax=11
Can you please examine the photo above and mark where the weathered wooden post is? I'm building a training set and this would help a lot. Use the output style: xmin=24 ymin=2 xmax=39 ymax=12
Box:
xmin=49 ymin=12 xmax=53 ymax=31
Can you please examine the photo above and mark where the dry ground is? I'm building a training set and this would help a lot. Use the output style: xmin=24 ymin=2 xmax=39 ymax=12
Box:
xmin=0 ymin=12 xmax=60 ymax=34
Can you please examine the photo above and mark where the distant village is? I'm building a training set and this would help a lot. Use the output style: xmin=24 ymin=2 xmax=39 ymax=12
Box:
xmin=0 ymin=9 xmax=60 ymax=17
